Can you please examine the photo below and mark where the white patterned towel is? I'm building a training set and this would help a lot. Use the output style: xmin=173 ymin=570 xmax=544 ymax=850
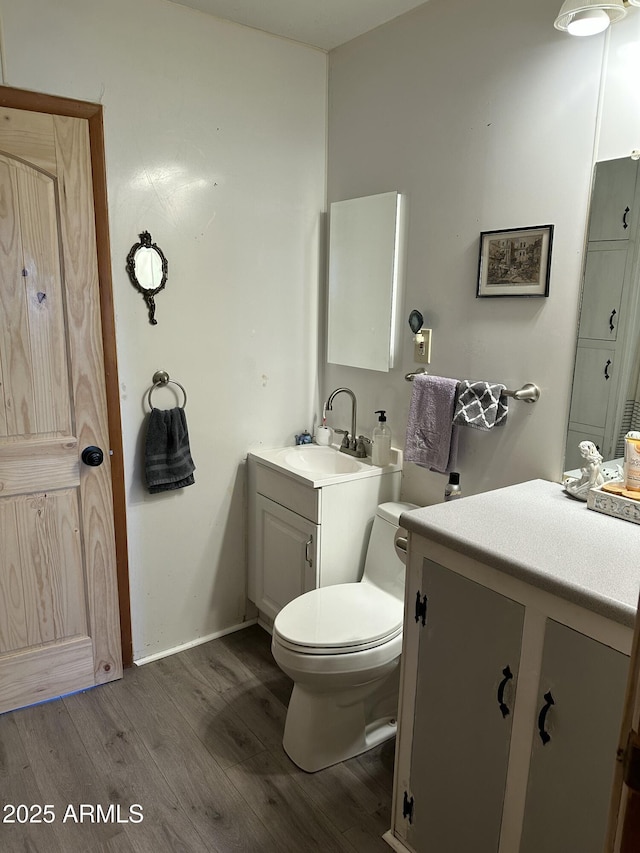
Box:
xmin=453 ymin=381 xmax=508 ymax=430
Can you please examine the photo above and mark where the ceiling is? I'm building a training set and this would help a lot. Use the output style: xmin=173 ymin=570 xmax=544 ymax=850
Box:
xmin=166 ymin=0 xmax=430 ymax=51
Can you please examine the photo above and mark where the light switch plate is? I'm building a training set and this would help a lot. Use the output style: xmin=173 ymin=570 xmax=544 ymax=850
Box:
xmin=414 ymin=328 xmax=432 ymax=364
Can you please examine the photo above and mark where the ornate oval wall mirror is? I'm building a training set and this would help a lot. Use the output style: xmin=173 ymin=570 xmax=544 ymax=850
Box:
xmin=126 ymin=231 xmax=168 ymax=325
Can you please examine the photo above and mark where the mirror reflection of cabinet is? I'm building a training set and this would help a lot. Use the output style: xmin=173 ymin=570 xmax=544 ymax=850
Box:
xmin=566 ymin=159 xmax=640 ymax=470
xmin=588 ymin=158 xmax=638 ymax=242
xmin=327 ymin=191 xmax=405 ymax=372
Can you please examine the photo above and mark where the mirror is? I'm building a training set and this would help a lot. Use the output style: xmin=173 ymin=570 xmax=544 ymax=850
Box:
xmin=327 ymin=191 xmax=405 ymax=372
xmin=126 ymin=231 xmax=168 ymax=325
xmin=565 ymin=157 xmax=640 ymax=472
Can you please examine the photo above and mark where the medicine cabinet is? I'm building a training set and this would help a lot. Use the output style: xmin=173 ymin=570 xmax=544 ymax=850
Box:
xmin=327 ymin=191 xmax=405 ymax=372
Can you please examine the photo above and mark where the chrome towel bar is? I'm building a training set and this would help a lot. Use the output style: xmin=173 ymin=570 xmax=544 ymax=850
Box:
xmin=404 ymin=370 xmax=540 ymax=403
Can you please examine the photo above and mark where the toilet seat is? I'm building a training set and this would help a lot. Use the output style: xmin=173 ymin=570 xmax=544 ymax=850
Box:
xmin=273 ymin=583 xmax=403 ymax=655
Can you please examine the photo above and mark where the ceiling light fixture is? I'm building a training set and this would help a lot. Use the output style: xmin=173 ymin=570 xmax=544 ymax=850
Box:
xmin=554 ymin=0 xmax=627 ymax=35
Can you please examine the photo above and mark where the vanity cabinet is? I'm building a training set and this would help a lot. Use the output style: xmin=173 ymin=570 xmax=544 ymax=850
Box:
xmin=385 ymin=481 xmax=635 ymax=853
xmin=253 ymin=495 xmax=318 ymax=620
xmin=247 ymin=450 xmax=401 ymax=625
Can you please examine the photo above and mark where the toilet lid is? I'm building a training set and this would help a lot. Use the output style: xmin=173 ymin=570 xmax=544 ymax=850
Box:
xmin=274 ymin=583 xmax=403 ymax=653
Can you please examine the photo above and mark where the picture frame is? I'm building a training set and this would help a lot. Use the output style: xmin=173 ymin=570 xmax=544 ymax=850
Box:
xmin=477 ymin=224 xmax=553 ymax=298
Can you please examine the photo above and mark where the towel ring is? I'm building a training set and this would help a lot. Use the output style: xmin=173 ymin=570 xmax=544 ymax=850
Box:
xmin=147 ymin=370 xmax=187 ymax=410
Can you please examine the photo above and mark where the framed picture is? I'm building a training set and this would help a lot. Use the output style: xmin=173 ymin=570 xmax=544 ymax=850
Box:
xmin=477 ymin=224 xmax=553 ymax=298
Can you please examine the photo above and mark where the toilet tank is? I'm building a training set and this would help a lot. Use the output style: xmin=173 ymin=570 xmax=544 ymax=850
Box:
xmin=362 ymin=501 xmax=418 ymax=599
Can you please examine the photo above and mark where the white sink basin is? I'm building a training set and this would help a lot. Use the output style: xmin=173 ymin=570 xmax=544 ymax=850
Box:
xmin=282 ymin=446 xmax=366 ymax=475
xmin=248 ymin=444 xmax=402 ymax=486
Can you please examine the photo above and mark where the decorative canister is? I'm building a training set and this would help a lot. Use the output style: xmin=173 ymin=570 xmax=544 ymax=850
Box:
xmin=623 ymin=431 xmax=640 ymax=491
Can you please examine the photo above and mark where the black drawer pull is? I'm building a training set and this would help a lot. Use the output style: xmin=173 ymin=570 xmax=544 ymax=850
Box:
xmin=497 ymin=665 xmax=513 ymax=718
xmin=537 ymin=690 xmax=555 ymax=745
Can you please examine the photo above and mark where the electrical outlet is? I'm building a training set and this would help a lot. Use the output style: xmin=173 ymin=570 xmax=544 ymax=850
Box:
xmin=414 ymin=328 xmax=432 ymax=364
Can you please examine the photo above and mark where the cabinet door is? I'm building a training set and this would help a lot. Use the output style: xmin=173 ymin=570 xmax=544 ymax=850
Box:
xmin=578 ymin=243 xmax=627 ymax=342
xmin=255 ymin=495 xmax=318 ymax=621
xmin=519 ymin=620 xmax=628 ymax=853
xmin=406 ymin=560 xmax=525 ymax=853
xmin=588 ymin=158 xmax=638 ymax=242
xmin=569 ymin=343 xmax=616 ymax=429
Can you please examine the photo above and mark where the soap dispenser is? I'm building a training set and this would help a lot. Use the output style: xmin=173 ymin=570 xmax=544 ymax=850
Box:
xmin=372 ymin=410 xmax=392 ymax=466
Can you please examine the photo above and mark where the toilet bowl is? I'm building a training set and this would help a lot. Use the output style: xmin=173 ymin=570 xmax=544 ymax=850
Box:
xmin=271 ymin=500 xmax=417 ymax=772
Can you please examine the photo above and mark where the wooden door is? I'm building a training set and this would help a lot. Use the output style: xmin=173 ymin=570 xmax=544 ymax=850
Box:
xmin=0 ymin=103 xmax=122 ymax=713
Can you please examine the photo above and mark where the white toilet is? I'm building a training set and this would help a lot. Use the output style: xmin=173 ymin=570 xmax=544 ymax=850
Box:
xmin=271 ymin=500 xmax=417 ymax=772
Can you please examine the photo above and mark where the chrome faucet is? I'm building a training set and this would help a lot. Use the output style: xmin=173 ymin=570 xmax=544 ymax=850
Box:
xmin=326 ymin=387 xmax=366 ymax=457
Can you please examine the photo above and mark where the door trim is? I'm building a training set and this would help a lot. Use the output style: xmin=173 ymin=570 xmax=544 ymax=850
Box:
xmin=0 ymin=84 xmax=132 ymax=668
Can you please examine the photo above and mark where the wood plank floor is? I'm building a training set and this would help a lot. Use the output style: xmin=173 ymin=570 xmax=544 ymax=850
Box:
xmin=0 ymin=625 xmax=395 ymax=852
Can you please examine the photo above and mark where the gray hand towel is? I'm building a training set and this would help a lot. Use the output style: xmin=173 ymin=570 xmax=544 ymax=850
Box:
xmin=404 ymin=374 xmax=460 ymax=474
xmin=145 ymin=407 xmax=195 ymax=494
xmin=453 ymin=380 xmax=508 ymax=430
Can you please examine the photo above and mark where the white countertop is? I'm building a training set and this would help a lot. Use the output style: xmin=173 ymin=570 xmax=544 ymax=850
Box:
xmin=401 ymin=479 xmax=640 ymax=628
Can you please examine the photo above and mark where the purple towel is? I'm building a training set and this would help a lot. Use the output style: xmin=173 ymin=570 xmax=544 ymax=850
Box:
xmin=404 ymin=375 xmax=459 ymax=474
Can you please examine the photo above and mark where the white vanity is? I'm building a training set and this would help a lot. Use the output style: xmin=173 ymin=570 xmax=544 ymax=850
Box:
xmin=386 ymin=480 xmax=639 ymax=853
xmin=247 ymin=445 xmax=402 ymax=626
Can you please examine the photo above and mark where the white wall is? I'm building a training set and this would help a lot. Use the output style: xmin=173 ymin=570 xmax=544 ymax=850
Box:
xmin=598 ymin=13 xmax=640 ymax=161
xmin=2 ymin=0 xmax=637 ymax=661
xmin=0 ymin=0 xmax=327 ymax=660
xmin=325 ymin=0 xmax=639 ymax=507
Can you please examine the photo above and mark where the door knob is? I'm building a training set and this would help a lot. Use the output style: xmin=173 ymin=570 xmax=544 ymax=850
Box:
xmin=81 ymin=445 xmax=104 ymax=467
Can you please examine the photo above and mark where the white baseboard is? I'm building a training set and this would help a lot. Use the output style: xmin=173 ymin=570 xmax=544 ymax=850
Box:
xmin=133 ymin=618 xmax=259 ymax=666
xmin=382 ymin=830 xmax=409 ymax=851
xmin=257 ymin=613 xmax=274 ymax=634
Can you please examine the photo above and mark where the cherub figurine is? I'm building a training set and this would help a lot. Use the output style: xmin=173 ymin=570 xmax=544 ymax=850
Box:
xmin=564 ymin=440 xmax=605 ymax=501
